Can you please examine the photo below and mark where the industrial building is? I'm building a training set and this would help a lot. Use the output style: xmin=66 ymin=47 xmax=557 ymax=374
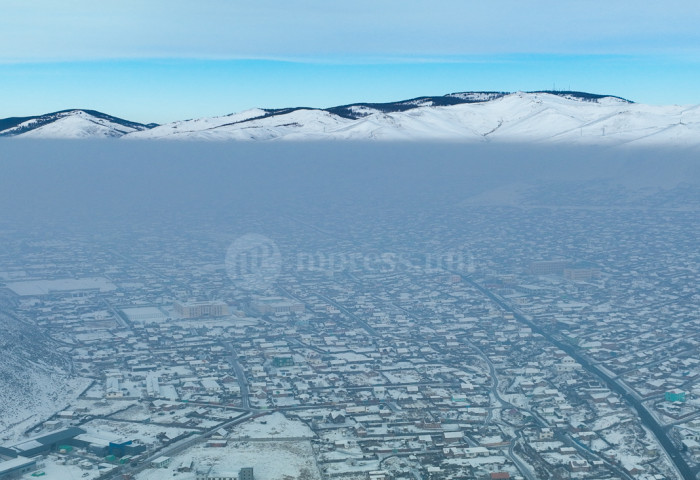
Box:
xmin=251 ymin=297 xmax=305 ymax=315
xmin=5 ymin=277 xmax=116 ymax=297
xmin=564 ymin=268 xmax=600 ymax=281
xmin=529 ymin=260 xmax=569 ymax=275
xmin=121 ymin=306 xmax=167 ymax=323
xmin=174 ymin=300 xmax=229 ymax=318
xmin=70 ymin=433 xmax=145 ymax=458
xmin=151 ymin=456 xmax=171 ymax=468
xmin=5 ymin=428 xmax=86 ymax=458
xmin=0 ymin=456 xmax=37 ymax=479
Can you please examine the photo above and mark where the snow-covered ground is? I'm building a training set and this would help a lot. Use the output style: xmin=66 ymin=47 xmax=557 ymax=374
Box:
xmin=0 ymin=376 xmax=90 ymax=443
xmin=23 ymin=454 xmax=117 ymax=480
xmin=135 ymin=440 xmax=320 ymax=480
xmin=81 ymin=418 xmax=194 ymax=445
xmin=0 ymin=310 xmax=91 ymax=442
xmin=229 ymin=412 xmax=314 ymax=440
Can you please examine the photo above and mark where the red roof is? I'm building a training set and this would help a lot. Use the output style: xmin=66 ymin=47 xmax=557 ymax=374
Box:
xmin=490 ymin=473 xmax=510 ymax=480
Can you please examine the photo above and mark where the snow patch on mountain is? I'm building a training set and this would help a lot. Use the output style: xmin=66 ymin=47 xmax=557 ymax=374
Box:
xmin=133 ymin=108 xmax=268 ymax=139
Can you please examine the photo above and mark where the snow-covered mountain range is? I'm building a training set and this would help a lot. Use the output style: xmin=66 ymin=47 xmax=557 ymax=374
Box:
xmin=0 ymin=109 xmax=154 ymax=139
xmin=2 ymin=91 xmax=699 ymax=145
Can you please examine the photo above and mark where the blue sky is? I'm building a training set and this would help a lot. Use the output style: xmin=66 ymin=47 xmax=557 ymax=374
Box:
xmin=2 ymin=0 xmax=700 ymax=123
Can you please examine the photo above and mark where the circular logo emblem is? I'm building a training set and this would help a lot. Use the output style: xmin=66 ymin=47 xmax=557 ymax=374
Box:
xmin=225 ymin=234 xmax=281 ymax=291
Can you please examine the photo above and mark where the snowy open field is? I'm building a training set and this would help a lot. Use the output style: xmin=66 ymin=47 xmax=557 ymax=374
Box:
xmin=135 ymin=440 xmax=321 ymax=480
xmin=81 ymin=418 xmax=194 ymax=445
xmin=229 ymin=412 xmax=314 ymax=440
xmin=22 ymin=454 xmax=118 ymax=480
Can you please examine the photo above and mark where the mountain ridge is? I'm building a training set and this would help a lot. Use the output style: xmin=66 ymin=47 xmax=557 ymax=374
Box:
xmin=2 ymin=90 xmax=697 ymax=146
xmin=0 ymin=109 xmax=156 ymax=138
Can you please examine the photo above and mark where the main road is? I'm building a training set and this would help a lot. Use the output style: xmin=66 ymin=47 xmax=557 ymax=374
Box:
xmin=463 ymin=275 xmax=695 ymax=480
xmin=224 ymin=342 xmax=251 ymax=410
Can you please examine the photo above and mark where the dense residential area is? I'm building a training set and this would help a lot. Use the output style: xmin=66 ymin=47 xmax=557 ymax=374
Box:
xmin=0 ymin=195 xmax=697 ymax=480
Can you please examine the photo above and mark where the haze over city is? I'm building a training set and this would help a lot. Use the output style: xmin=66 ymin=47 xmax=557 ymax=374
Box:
xmin=1 ymin=3 xmax=699 ymax=480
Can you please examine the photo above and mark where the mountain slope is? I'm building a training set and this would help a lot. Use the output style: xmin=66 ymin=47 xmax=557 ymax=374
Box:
xmin=0 ymin=109 xmax=155 ymax=138
xmin=3 ymin=91 xmax=699 ymax=145
xmin=127 ymin=91 xmax=699 ymax=146
xmin=0 ymin=293 xmax=89 ymax=439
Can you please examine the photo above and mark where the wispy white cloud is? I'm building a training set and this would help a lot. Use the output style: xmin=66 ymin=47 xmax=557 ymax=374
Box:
xmin=2 ymin=0 xmax=700 ymax=63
